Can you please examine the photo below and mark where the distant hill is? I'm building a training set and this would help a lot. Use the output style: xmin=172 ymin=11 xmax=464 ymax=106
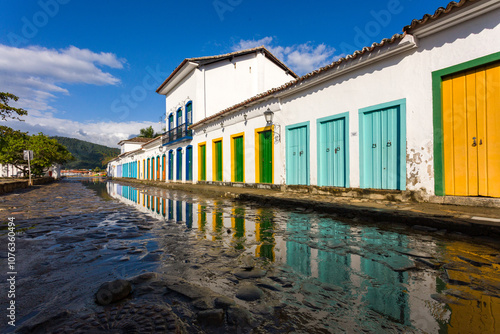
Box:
xmin=51 ymin=136 xmax=120 ymax=169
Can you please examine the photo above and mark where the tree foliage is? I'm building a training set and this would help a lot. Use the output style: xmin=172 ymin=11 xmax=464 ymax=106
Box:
xmin=139 ymin=126 xmax=160 ymax=138
xmin=0 ymin=92 xmax=28 ymax=121
xmin=0 ymin=132 xmax=74 ymax=176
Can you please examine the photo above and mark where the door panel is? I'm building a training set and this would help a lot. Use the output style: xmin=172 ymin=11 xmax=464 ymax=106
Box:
xmin=259 ymin=131 xmax=273 ymax=183
xmin=442 ymin=62 xmax=500 ymax=197
xmin=214 ymin=141 xmax=222 ymax=181
xmin=485 ymin=63 xmax=500 ymax=197
xmin=186 ymin=147 xmax=193 ymax=181
xmin=362 ymin=106 xmax=401 ymax=190
xmin=319 ymin=118 xmax=346 ymax=187
xmin=233 ymin=136 xmax=244 ymax=182
xmin=287 ymin=125 xmax=308 ymax=185
xmin=199 ymin=145 xmax=206 ymax=181
xmin=168 ymin=152 xmax=174 ymax=180
xmin=177 ymin=150 xmax=182 ymax=180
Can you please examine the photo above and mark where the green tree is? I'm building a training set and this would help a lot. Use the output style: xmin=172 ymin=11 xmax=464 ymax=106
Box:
xmin=29 ymin=134 xmax=74 ymax=176
xmin=94 ymin=167 xmax=101 ymax=173
xmin=138 ymin=126 xmax=160 ymax=138
xmin=0 ymin=129 xmax=29 ymax=174
xmin=0 ymin=92 xmax=28 ymax=121
xmin=0 ymin=132 xmax=74 ymax=177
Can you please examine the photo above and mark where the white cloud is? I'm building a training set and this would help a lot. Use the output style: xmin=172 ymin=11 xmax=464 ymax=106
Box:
xmin=0 ymin=44 xmax=126 ymax=115
xmin=4 ymin=115 xmax=162 ymax=148
xmin=232 ymin=37 xmax=339 ymax=75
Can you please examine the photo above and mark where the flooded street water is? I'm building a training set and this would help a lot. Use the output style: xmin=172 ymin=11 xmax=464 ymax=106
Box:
xmin=1 ymin=178 xmax=500 ymax=333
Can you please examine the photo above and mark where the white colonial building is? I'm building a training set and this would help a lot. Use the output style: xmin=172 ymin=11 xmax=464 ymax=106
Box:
xmin=109 ymin=0 xmax=500 ymax=202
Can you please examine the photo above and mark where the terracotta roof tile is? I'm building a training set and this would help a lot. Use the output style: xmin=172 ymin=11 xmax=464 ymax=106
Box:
xmin=120 ymin=137 xmax=152 ymax=144
xmin=403 ymin=0 xmax=480 ymax=33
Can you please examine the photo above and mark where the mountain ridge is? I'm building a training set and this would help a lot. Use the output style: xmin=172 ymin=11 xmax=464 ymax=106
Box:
xmin=51 ymin=136 xmax=120 ymax=169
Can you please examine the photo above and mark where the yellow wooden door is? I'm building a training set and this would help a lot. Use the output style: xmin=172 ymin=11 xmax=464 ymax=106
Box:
xmin=442 ymin=62 xmax=500 ymax=197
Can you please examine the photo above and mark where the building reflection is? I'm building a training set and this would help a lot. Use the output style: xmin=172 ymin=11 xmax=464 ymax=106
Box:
xmin=106 ymin=182 xmax=500 ymax=333
xmin=231 ymin=206 xmax=245 ymax=250
xmin=107 ymin=183 xmax=192 ymax=228
xmin=255 ymin=208 xmax=275 ymax=261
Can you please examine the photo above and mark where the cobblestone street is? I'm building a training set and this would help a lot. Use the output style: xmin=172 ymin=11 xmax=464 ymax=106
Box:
xmin=1 ymin=179 xmax=500 ymax=333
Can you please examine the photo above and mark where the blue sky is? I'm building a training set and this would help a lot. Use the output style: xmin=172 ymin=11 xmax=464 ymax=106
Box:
xmin=0 ymin=0 xmax=450 ymax=147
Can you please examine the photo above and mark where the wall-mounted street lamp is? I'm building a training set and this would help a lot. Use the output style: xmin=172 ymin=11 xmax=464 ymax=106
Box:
xmin=264 ymin=108 xmax=280 ymax=143
xmin=264 ymin=108 xmax=274 ymax=124
xmin=159 ymin=146 xmax=164 ymax=152
xmin=243 ymin=114 xmax=247 ymax=122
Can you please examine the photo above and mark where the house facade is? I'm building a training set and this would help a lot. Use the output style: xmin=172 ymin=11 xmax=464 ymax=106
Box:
xmin=189 ymin=0 xmax=500 ymax=200
xmin=110 ymin=0 xmax=500 ymax=202
xmin=108 ymin=47 xmax=298 ymax=183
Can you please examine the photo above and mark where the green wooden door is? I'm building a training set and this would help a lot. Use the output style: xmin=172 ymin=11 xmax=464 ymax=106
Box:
xmin=259 ymin=130 xmax=273 ymax=183
xmin=234 ymin=136 xmax=244 ymax=182
xmin=214 ymin=140 xmax=222 ymax=181
xmin=199 ymin=145 xmax=206 ymax=181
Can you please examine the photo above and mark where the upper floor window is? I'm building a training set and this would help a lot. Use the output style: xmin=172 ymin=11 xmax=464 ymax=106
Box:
xmin=186 ymin=102 xmax=192 ymax=125
xmin=176 ymin=108 xmax=182 ymax=127
xmin=168 ymin=113 xmax=174 ymax=130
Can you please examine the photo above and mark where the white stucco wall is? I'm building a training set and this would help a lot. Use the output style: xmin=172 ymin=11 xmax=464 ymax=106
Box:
xmin=121 ymin=142 xmax=143 ymax=154
xmin=190 ymin=4 xmax=500 ymax=197
xmin=165 ymin=70 xmax=197 ymax=126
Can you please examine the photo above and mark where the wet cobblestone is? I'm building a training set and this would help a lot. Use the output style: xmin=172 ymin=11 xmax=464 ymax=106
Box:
xmin=0 ymin=179 xmax=499 ymax=333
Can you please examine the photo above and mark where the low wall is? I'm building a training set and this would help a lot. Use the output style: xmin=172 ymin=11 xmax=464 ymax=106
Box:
xmin=0 ymin=177 xmax=56 ymax=195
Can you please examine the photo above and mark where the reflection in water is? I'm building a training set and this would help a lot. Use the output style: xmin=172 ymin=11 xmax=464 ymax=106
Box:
xmin=81 ymin=178 xmax=113 ymax=200
xmin=106 ymin=181 xmax=500 ymax=333
xmin=255 ymin=209 xmax=275 ymax=261
xmin=287 ymin=214 xmax=311 ymax=276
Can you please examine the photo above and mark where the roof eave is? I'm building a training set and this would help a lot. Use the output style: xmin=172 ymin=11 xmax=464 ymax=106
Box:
xmin=404 ymin=0 xmax=500 ymax=38
xmin=156 ymin=61 xmax=198 ymax=95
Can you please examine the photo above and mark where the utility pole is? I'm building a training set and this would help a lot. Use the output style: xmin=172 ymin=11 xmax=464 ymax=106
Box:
xmin=23 ymin=150 xmax=33 ymax=186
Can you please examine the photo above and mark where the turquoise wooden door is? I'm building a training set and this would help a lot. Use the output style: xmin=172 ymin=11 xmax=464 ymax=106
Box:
xmin=286 ymin=123 xmax=309 ymax=185
xmin=360 ymin=102 xmax=405 ymax=190
xmin=318 ymin=115 xmax=348 ymax=187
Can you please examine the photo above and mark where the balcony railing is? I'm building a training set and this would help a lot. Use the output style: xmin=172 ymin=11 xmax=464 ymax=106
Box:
xmin=162 ymin=123 xmax=192 ymax=145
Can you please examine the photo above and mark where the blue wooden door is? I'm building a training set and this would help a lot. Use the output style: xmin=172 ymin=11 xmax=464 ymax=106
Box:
xmin=186 ymin=146 xmax=193 ymax=181
xmin=168 ymin=151 xmax=174 ymax=180
xmin=318 ymin=117 xmax=347 ymax=187
xmin=176 ymin=149 xmax=182 ymax=180
xmin=362 ymin=106 xmax=400 ymax=189
xmin=286 ymin=124 xmax=309 ymax=185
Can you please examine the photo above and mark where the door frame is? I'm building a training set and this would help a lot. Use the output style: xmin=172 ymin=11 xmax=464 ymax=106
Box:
xmin=286 ymin=121 xmax=310 ymax=185
xmin=231 ymin=132 xmax=245 ymax=183
xmin=359 ymin=98 xmax=406 ymax=190
xmin=432 ymin=51 xmax=500 ymax=196
xmin=255 ymin=126 xmax=274 ymax=184
xmin=316 ymin=113 xmax=350 ymax=187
